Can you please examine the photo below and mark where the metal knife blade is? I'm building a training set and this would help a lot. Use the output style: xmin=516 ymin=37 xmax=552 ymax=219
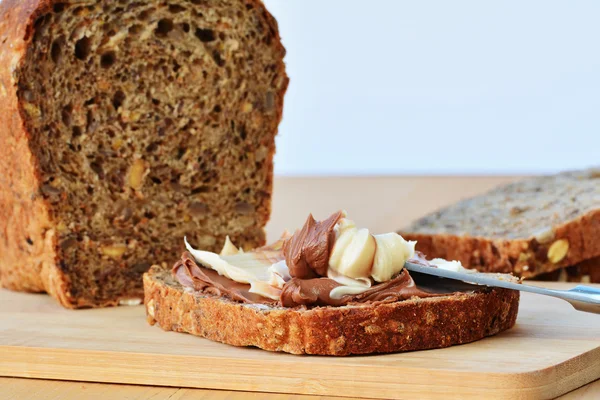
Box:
xmin=404 ymin=261 xmax=600 ymax=315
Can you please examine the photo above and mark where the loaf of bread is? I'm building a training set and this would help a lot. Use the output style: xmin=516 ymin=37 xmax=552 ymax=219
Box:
xmin=400 ymin=169 xmax=600 ymax=279
xmin=0 ymin=0 xmax=288 ymax=308
xmin=144 ymin=266 xmax=519 ymax=356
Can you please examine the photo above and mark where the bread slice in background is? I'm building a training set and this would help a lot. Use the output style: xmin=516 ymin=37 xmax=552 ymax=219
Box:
xmin=0 ymin=0 xmax=288 ymax=308
xmin=400 ymin=168 xmax=600 ymax=279
xmin=144 ymin=266 xmax=519 ymax=356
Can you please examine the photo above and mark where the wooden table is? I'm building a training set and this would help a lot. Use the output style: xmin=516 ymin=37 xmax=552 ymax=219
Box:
xmin=2 ymin=176 xmax=599 ymax=399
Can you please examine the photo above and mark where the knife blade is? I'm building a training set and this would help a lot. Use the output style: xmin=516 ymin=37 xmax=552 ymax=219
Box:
xmin=404 ymin=261 xmax=600 ymax=315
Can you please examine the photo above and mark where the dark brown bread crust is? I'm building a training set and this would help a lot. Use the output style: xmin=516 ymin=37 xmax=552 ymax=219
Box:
xmin=0 ymin=0 xmax=287 ymax=308
xmin=0 ymin=0 xmax=67 ymax=301
xmin=401 ymin=170 xmax=600 ymax=278
xmin=144 ymin=267 xmax=519 ymax=356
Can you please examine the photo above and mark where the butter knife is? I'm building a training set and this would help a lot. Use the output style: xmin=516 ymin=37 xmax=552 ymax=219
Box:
xmin=404 ymin=262 xmax=600 ymax=315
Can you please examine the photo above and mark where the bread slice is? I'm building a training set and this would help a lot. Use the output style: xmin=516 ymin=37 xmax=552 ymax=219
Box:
xmin=144 ymin=266 xmax=519 ymax=356
xmin=0 ymin=0 xmax=288 ymax=308
xmin=400 ymin=169 xmax=600 ymax=279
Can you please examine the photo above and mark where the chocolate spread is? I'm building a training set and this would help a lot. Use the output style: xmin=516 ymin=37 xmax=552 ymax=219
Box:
xmin=282 ymin=211 xmax=343 ymax=278
xmin=280 ymin=269 xmax=441 ymax=307
xmin=174 ymin=212 xmax=476 ymax=308
xmin=174 ymin=252 xmax=276 ymax=305
xmin=173 ymin=251 xmax=461 ymax=308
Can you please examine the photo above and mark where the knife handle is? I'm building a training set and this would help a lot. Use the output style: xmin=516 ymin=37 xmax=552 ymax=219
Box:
xmin=562 ymin=285 xmax=600 ymax=315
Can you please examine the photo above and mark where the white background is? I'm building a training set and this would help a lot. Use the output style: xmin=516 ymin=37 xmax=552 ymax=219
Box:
xmin=264 ymin=0 xmax=600 ymax=176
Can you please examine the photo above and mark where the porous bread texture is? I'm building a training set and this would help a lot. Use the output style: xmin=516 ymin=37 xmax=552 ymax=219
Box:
xmin=0 ymin=0 xmax=288 ymax=308
xmin=401 ymin=169 xmax=600 ymax=279
xmin=144 ymin=266 xmax=520 ymax=356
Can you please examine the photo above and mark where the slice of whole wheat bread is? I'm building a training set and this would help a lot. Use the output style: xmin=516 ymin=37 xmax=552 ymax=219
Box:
xmin=400 ymin=168 xmax=600 ymax=279
xmin=144 ymin=266 xmax=519 ymax=356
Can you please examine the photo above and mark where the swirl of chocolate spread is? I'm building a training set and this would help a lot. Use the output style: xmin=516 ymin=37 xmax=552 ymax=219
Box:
xmin=172 ymin=212 xmax=473 ymax=308
xmin=279 ymin=268 xmax=439 ymax=307
xmin=281 ymin=211 xmax=343 ymax=278
xmin=172 ymin=250 xmax=461 ymax=307
xmin=173 ymin=252 xmax=275 ymax=304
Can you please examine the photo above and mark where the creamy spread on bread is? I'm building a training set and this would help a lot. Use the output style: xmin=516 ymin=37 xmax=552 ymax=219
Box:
xmin=174 ymin=211 xmax=470 ymax=307
xmin=173 ymin=250 xmax=445 ymax=307
xmin=429 ymin=258 xmax=469 ymax=272
xmin=282 ymin=211 xmax=417 ymax=299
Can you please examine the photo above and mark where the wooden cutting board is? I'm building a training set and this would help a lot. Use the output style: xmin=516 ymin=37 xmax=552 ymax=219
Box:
xmin=1 ymin=283 xmax=599 ymax=400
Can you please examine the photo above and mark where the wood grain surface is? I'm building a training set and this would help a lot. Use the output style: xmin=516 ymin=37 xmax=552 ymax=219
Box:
xmin=2 ymin=176 xmax=599 ymax=400
xmin=1 ymin=278 xmax=599 ymax=399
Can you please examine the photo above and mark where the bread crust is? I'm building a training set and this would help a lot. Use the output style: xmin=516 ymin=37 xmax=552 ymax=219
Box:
xmin=0 ymin=0 xmax=287 ymax=308
xmin=144 ymin=267 xmax=520 ymax=356
xmin=0 ymin=0 xmax=62 ymax=295
xmin=402 ymin=208 xmax=600 ymax=279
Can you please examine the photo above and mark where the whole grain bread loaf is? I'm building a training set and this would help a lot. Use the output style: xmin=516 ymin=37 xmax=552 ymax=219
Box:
xmin=0 ymin=0 xmax=288 ymax=308
xmin=144 ymin=266 xmax=519 ymax=356
xmin=400 ymin=168 xmax=600 ymax=279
